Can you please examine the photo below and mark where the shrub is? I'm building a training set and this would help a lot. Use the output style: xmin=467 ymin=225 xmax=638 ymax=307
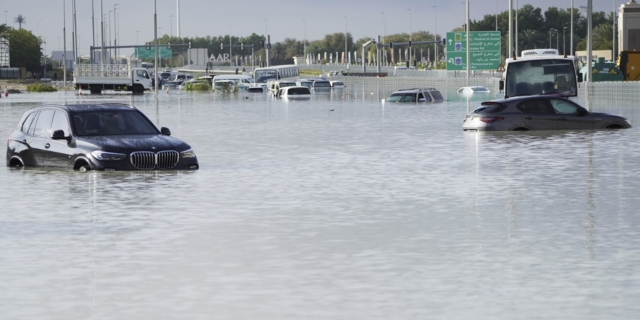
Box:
xmin=183 ymin=81 xmax=211 ymax=91
xmin=26 ymin=83 xmax=57 ymax=92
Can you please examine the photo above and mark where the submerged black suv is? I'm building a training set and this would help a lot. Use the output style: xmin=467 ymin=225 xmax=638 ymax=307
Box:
xmin=6 ymin=103 xmax=199 ymax=171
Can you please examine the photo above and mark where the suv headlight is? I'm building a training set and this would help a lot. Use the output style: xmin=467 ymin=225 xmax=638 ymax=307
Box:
xmin=180 ymin=148 xmax=196 ymax=159
xmin=91 ymin=150 xmax=126 ymax=161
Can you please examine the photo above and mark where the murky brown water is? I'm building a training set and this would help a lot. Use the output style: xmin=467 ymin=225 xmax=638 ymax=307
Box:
xmin=1 ymin=87 xmax=639 ymax=319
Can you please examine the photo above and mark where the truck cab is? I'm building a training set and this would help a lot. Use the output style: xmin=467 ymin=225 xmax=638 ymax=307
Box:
xmin=500 ymin=49 xmax=582 ymax=99
xmin=132 ymin=68 xmax=152 ymax=90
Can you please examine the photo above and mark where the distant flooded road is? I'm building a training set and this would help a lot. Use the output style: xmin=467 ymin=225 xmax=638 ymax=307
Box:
xmin=1 ymin=87 xmax=639 ymax=319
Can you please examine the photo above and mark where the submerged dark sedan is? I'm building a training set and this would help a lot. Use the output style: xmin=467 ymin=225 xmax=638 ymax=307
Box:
xmin=463 ymin=95 xmax=631 ymax=131
xmin=6 ymin=103 xmax=199 ymax=171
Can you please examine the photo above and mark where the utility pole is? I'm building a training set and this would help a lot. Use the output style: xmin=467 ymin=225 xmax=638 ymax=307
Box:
xmin=434 ymin=6 xmax=437 ymax=69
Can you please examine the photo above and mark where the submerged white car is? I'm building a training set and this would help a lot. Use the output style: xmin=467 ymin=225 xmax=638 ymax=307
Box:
xmin=457 ymin=86 xmax=491 ymax=94
xmin=275 ymin=86 xmax=311 ymax=99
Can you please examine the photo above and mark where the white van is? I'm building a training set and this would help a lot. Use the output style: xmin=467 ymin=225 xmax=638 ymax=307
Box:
xmin=212 ymin=75 xmax=255 ymax=88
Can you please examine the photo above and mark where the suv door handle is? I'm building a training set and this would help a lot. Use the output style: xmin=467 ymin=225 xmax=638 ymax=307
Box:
xmin=45 ymin=143 xmax=50 ymax=149
xmin=524 ymin=116 xmax=533 ymax=120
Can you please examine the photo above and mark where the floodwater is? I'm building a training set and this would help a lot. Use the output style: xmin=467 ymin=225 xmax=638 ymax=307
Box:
xmin=1 ymin=85 xmax=639 ymax=320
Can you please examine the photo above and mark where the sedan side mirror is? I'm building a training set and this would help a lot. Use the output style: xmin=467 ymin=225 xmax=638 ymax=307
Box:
xmin=577 ymin=73 xmax=583 ymax=83
xmin=161 ymin=127 xmax=171 ymax=136
xmin=577 ymin=107 xmax=589 ymax=116
xmin=499 ymin=80 xmax=504 ymax=91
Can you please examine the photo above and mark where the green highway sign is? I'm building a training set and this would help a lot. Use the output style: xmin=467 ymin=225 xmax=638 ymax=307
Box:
xmin=445 ymin=31 xmax=501 ymax=71
xmin=134 ymin=47 xmax=172 ymax=59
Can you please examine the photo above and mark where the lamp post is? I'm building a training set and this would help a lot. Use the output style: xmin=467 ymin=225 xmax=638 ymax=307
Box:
xmin=135 ymin=30 xmax=139 ymax=60
xmin=549 ymin=28 xmax=554 ymax=48
xmin=229 ymin=25 xmax=232 ymax=66
xmin=170 ymin=15 xmax=173 ymax=37
xmin=303 ymin=20 xmax=306 ymax=64
xmin=563 ymin=26 xmax=567 ymax=55
xmin=381 ymin=12 xmax=385 ymax=65
xmin=43 ymin=41 xmax=47 ymax=78
xmin=108 ymin=11 xmax=112 ymax=63
xmin=495 ymin=0 xmax=498 ymax=31
xmin=344 ymin=16 xmax=347 ymax=65
xmin=113 ymin=4 xmax=117 ymax=60
xmin=556 ymin=29 xmax=559 ymax=52
xmin=433 ymin=6 xmax=437 ymax=69
xmin=408 ymin=8 xmax=412 ymax=66
xmin=4 ymin=11 xmax=7 ymax=24
xmin=613 ymin=0 xmax=617 ymax=62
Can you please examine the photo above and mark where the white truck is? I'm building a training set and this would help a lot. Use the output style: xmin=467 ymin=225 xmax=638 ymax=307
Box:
xmin=74 ymin=63 xmax=152 ymax=94
xmin=499 ymin=49 xmax=582 ymax=99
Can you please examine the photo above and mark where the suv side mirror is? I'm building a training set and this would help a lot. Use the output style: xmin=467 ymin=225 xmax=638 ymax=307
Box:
xmin=499 ymin=80 xmax=504 ymax=91
xmin=51 ymin=129 xmax=70 ymax=141
xmin=161 ymin=127 xmax=171 ymax=136
xmin=577 ymin=73 xmax=583 ymax=83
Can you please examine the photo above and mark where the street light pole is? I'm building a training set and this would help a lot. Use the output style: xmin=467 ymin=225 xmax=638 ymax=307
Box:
xmin=43 ymin=41 xmax=46 ymax=78
xmin=229 ymin=25 xmax=232 ymax=66
xmin=408 ymin=8 xmax=412 ymax=66
xmin=563 ymin=26 xmax=567 ymax=55
xmin=344 ymin=16 xmax=347 ymax=65
xmin=170 ymin=15 xmax=173 ymax=37
xmin=434 ymin=6 xmax=437 ymax=69
xmin=556 ymin=29 xmax=559 ymax=51
xmin=303 ymin=20 xmax=306 ymax=64
xmin=613 ymin=0 xmax=617 ymax=62
xmin=381 ymin=12 xmax=385 ymax=65
xmin=113 ymin=4 xmax=117 ymax=61
xmin=549 ymin=28 xmax=554 ymax=48
xmin=108 ymin=11 xmax=112 ymax=63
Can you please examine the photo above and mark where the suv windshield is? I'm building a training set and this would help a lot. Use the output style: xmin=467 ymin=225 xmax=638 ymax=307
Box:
xmin=71 ymin=110 xmax=159 ymax=136
xmin=505 ymin=59 xmax=577 ymax=97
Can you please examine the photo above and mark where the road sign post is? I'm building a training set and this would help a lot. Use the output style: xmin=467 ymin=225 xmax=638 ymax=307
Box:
xmin=445 ymin=31 xmax=500 ymax=71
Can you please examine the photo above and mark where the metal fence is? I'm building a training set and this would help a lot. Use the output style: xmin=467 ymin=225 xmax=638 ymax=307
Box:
xmin=0 ymin=68 xmax=20 ymax=79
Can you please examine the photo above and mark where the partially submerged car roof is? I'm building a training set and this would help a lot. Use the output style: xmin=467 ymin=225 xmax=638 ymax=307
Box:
xmin=31 ymin=103 xmax=137 ymax=112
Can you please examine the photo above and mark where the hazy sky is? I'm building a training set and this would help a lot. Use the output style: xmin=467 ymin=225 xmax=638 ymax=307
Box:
xmin=4 ymin=0 xmax=621 ymax=55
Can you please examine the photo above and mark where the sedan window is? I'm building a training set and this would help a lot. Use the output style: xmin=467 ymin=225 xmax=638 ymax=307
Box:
xmin=549 ymin=99 xmax=581 ymax=115
xmin=516 ymin=100 xmax=554 ymax=114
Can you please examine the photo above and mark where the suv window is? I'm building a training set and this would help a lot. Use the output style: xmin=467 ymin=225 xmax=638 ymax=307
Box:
xmin=430 ymin=91 xmax=444 ymax=101
xmin=549 ymin=99 xmax=581 ymax=114
xmin=51 ymin=111 xmax=71 ymax=137
xmin=33 ymin=110 xmax=55 ymax=138
xmin=21 ymin=112 xmax=37 ymax=133
xmin=516 ymin=100 xmax=554 ymax=114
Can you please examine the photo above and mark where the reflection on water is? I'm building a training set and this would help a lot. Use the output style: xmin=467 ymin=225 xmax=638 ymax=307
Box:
xmin=1 ymin=88 xmax=639 ymax=319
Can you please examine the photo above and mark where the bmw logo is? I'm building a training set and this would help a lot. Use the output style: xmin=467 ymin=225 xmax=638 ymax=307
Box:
xmin=151 ymin=146 xmax=156 ymax=150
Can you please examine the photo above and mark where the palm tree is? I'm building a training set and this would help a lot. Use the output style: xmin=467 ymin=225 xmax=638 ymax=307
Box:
xmin=519 ymin=29 xmax=544 ymax=51
xmin=14 ymin=15 xmax=26 ymax=30
xmin=0 ymin=23 xmax=9 ymax=35
xmin=592 ymin=24 xmax=613 ymax=50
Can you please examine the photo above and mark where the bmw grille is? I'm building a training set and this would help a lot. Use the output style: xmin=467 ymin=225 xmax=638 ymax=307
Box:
xmin=130 ymin=151 xmax=180 ymax=169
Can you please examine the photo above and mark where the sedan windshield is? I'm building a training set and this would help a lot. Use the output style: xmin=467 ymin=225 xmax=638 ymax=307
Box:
xmin=71 ymin=110 xmax=159 ymax=136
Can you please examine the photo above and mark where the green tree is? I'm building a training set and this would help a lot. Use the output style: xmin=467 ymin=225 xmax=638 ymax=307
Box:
xmin=576 ymin=24 xmax=614 ymax=51
xmin=0 ymin=23 xmax=10 ymax=35
xmin=7 ymin=28 xmax=41 ymax=71
xmin=518 ymin=29 xmax=545 ymax=50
